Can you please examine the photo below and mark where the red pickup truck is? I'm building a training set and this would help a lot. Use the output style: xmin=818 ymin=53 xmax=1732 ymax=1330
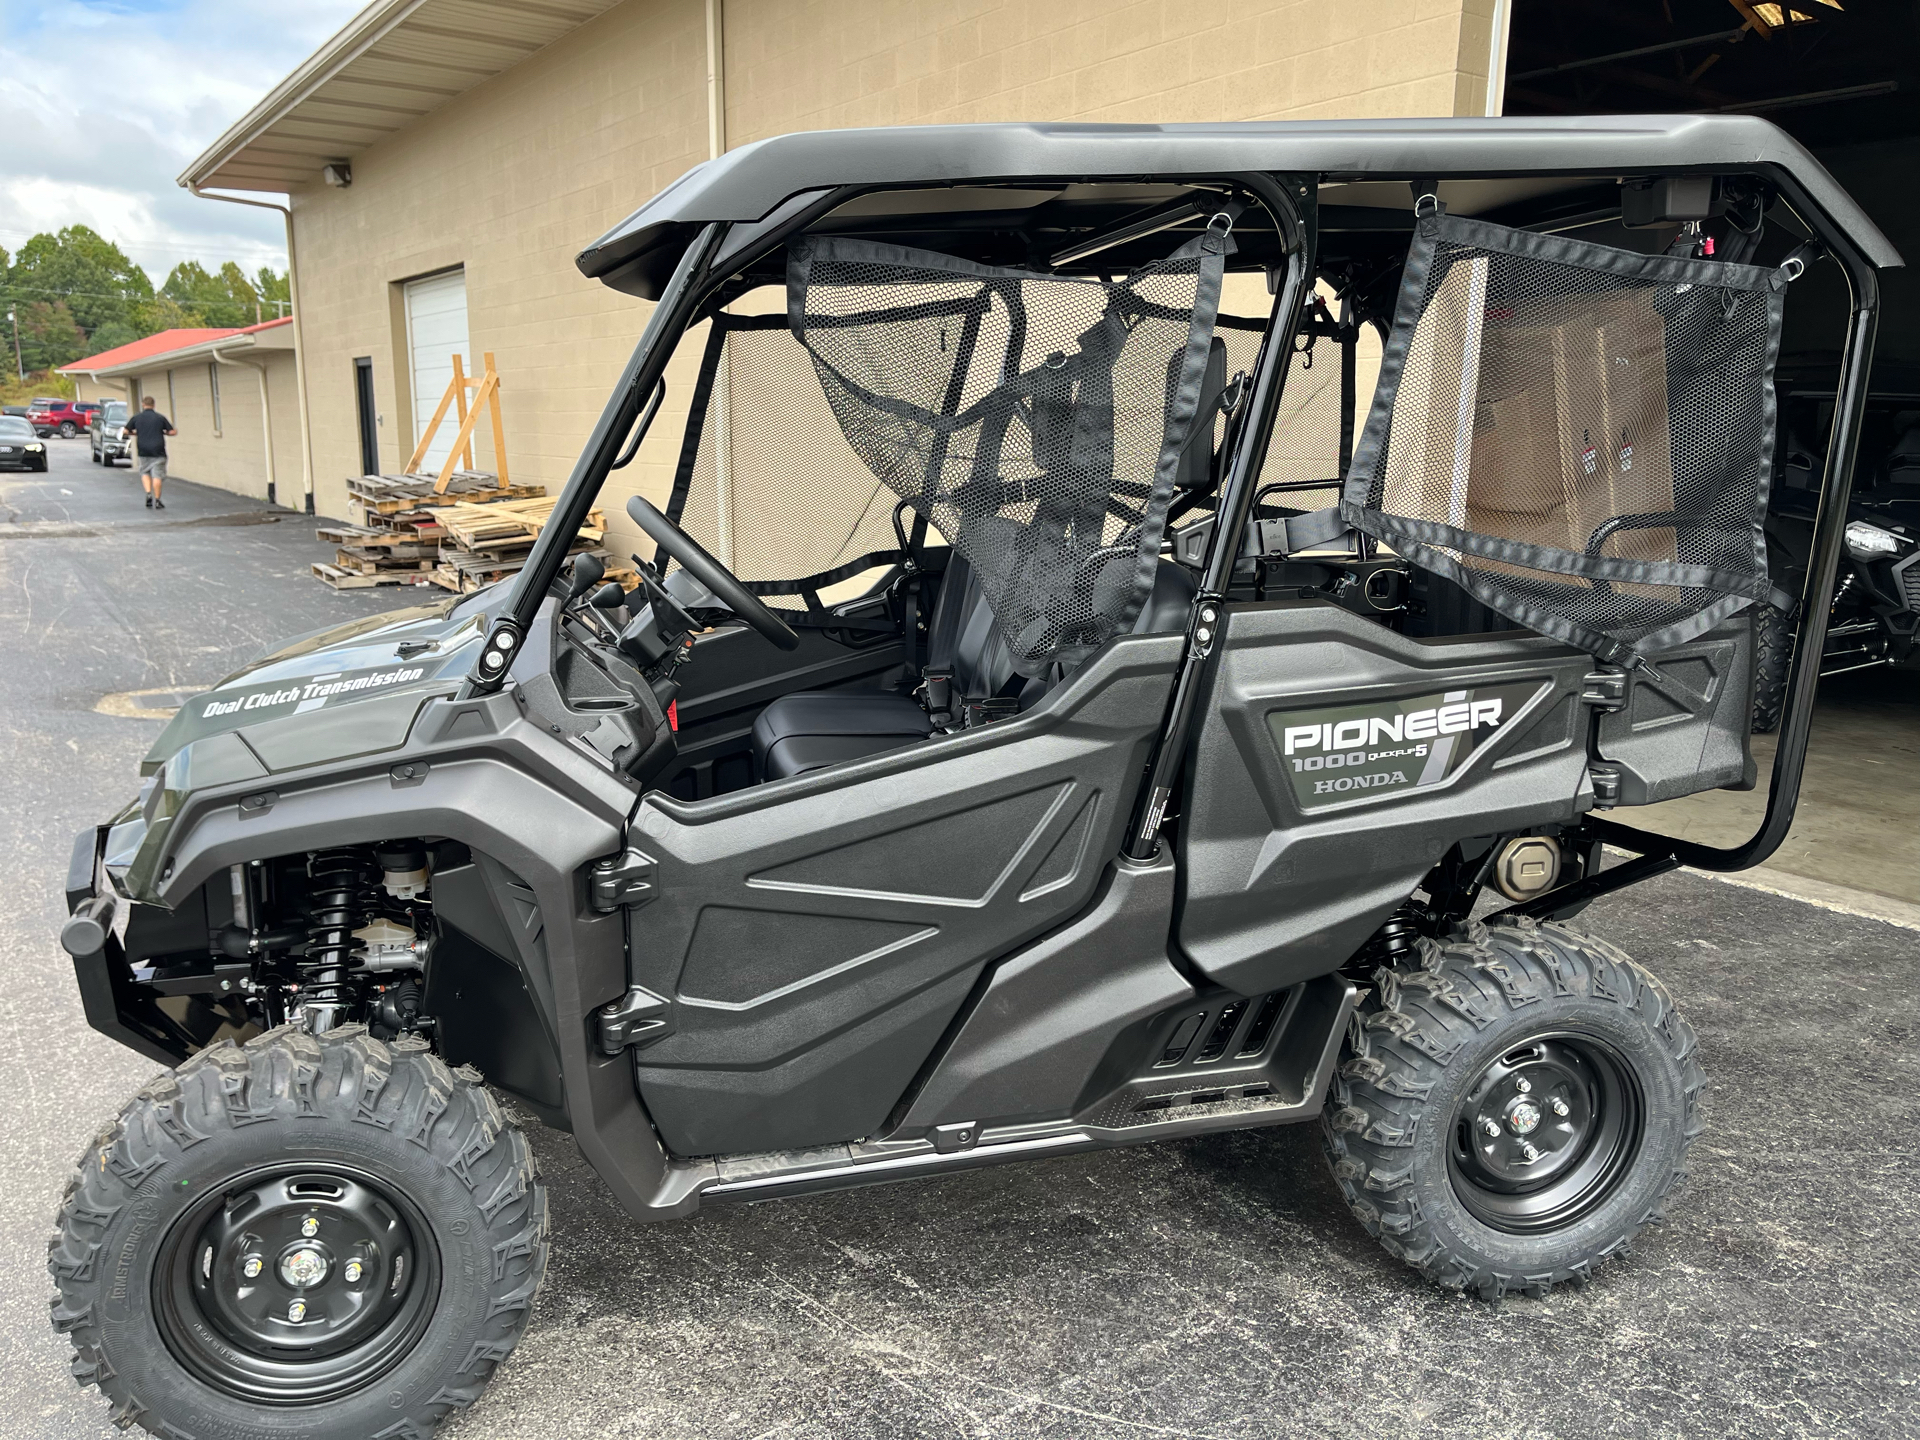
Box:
xmin=26 ymin=398 xmax=100 ymax=438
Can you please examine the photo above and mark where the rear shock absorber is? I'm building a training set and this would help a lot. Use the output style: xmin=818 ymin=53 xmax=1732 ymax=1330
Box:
xmin=299 ymin=849 xmax=373 ymax=1033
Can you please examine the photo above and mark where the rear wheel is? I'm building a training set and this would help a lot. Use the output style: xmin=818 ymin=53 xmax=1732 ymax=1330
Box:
xmin=1323 ymin=919 xmax=1704 ymax=1299
xmin=49 ymin=1027 xmax=547 ymax=1438
xmin=1750 ymin=600 xmax=1792 ymax=734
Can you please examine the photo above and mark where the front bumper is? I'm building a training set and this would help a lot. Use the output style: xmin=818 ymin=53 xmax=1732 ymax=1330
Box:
xmin=62 ymin=825 xmax=193 ymax=1066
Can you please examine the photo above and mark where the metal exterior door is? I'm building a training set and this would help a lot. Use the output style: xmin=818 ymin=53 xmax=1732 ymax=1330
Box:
xmin=353 ymin=357 xmax=379 ymax=475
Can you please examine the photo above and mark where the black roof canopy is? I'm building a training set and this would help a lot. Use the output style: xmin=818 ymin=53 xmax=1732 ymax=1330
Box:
xmin=577 ymin=115 xmax=1901 ymax=298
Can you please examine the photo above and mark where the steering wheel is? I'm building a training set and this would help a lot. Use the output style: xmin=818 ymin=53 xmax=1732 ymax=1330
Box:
xmin=626 ymin=496 xmax=800 ymax=651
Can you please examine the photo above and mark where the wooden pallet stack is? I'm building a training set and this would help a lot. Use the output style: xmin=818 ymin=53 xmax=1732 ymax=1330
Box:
xmin=312 ymin=471 xmax=548 ymax=591
xmin=309 ymin=356 xmax=625 ymax=594
xmin=428 ymin=494 xmax=621 ymax=594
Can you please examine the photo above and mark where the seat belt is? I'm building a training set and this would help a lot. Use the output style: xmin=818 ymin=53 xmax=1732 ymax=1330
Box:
xmin=893 ymin=501 xmax=931 ymax=681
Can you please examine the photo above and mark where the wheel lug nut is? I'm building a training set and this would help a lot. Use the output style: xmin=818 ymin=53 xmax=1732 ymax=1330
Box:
xmin=241 ymin=1256 xmax=262 ymax=1280
xmin=1481 ymin=1118 xmax=1501 ymax=1137
xmin=300 ymin=1217 xmax=320 ymax=1238
xmin=287 ymin=1300 xmax=307 ymax=1323
xmin=1515 ymin=1078 xmax=1532 ymax=1094
xmin=344 ymin=1260 xmax=364 ymax=1284
xmin=1520 ymin=1142 xmax=1540 ymax=1162
xmin=1550 ymin=1097 xmax=1569 ymax=1117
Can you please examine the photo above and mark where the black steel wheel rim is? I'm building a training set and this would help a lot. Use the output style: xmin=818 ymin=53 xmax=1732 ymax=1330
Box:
xmin=1446 ymin=1030 xmax=1644 ymax=1234
xmin=154 ymin=1163 xmax=441 ymax=1405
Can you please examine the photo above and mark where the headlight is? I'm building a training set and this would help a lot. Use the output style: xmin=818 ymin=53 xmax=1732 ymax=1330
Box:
xmin=1845 ymin=520 xmax=1906 ymax=562
xmin=26 ymin=443 xmax=44 ymax=452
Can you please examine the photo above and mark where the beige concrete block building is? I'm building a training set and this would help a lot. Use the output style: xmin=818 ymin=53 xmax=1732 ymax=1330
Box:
xmin=60 ymin=319 xmax=304 ymax=504
xmin=181 ymin=0 xmax=1510 ymax=541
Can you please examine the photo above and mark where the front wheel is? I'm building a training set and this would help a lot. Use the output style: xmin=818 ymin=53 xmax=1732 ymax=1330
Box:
xmin=60 ymin=420 xmax=77 ymax=437
xmin=49 ymin=1027 xmax=547 ymax=1438
xmin=1323 ymin=919 xmax=1704 ymax=1299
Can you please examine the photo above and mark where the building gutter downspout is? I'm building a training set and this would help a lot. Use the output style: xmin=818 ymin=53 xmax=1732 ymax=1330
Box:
xmin=1484 ymin=0 xmax=1513 ymax=116
xmin=187 ymin=186 xmax=315 ymax=514
xmin=209 ymin=340 xmax=278 ymax=506
xmin=705 ymin=0 xmax=734 ymax=563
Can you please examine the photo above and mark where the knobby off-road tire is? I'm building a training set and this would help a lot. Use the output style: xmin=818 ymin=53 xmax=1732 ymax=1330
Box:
xmin=48 ymin=1026 xmax=548 ymax=1439
xmin=1750 ymin=600 xmax=1792 ymax=734
xmin=1323 ymin=919 xmax=1704 ymax=1299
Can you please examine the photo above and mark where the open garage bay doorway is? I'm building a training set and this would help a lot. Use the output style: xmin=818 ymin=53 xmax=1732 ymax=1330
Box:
xmin=1503 ymin=0 xmax=1919 ymax=906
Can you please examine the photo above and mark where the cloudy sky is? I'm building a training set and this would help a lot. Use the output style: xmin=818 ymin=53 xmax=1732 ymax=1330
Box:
xmin=0 ymin=0 xmax=364 ymax=285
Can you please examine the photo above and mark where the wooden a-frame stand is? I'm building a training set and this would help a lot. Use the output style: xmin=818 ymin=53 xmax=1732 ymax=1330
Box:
xmin=406 ymin=351 xmax=510 ymax=493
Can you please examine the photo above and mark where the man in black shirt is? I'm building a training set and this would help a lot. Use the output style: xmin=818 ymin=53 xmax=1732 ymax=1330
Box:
xmin=122 ymin=397 xmax=176 ymax=509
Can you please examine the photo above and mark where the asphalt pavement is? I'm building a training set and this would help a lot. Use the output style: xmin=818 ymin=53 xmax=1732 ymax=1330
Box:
xmin=2 ymin=438 xmax=1914 ymax=1439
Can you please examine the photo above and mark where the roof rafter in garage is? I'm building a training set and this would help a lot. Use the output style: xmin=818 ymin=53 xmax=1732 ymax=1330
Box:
xmin=179 ymin=0 xmax=629 ymax=194
xmin=1505 ymin=0 xmax=1915 ymax=146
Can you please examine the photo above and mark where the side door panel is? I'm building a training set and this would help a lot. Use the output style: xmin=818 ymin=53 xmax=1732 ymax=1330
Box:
xmin=1177 ymin=602 xmax=1595 ymax=996
xmin=628 ymin=635 xmax=1181 ymax=1156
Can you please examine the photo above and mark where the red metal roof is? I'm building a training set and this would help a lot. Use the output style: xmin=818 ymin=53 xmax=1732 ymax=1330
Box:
xmin=59 ymin=317 xmax=292 ymax=374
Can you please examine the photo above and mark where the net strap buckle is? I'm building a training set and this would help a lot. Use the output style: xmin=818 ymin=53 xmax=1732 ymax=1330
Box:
xmin=1247 ymin=505 xmax=1354 ymax=559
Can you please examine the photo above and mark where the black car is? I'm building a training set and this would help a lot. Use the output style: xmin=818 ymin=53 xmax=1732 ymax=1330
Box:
xmin=0 ymin=414 xmax=49 ymax=471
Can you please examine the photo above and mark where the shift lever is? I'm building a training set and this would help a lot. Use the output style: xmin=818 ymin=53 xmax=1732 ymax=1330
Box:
xmin=566 ymin=552 xmax=605 ymax=602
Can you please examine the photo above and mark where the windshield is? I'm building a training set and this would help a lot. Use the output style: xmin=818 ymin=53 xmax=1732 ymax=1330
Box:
xmin=104 ymin=404 xmax=127 ymax=421
xmin=0 ymin=417 xmax=35 ymax=438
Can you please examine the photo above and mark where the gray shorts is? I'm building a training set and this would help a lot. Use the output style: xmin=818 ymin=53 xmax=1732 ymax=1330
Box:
xmin=136 ymin=455 xmax=167 ymax=480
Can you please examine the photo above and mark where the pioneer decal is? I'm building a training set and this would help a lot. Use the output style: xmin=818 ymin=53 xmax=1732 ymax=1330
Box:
xmin=1266 ymin=681 xmax=1541 ymax=810
xmin=198 ymin=665 xmax=428 ymax=720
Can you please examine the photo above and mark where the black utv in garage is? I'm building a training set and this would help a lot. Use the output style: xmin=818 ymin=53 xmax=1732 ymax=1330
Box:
xmin=51 ymin=116 xmax=1895 ymax=1439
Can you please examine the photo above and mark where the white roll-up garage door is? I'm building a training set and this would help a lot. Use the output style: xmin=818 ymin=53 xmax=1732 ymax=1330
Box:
xmin=404 ymin=269 xmax=471 ymax=473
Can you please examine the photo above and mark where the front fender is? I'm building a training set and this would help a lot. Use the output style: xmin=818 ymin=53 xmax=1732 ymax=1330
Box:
xmin=129 ymin=691 xmax=686 ymax=1221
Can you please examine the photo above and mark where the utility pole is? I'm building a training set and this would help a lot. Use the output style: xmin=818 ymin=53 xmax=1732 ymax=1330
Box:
xmin=8 ymin=307 xmax=22 ymax=381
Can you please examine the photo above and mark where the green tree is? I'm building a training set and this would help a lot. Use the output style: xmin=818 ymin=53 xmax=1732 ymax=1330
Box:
xmin=131 ymin=295 xmax=201 ymax=334
xmin=4 ymin=227 xmax=153 ymax=342
xmin=86 ymin=320 xmax=141 ymax=354
xmin=18 ymin=300 xmax=88 ymax=371
xmin=255 ymin=266 xmax=291 ymax=319
xmin=161 ymin=260 xmax=262 ymax=328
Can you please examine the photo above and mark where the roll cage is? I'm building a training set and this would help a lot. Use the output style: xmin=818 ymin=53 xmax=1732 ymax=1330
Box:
xmin=473 ymin=117 xmax=1897 ymax=903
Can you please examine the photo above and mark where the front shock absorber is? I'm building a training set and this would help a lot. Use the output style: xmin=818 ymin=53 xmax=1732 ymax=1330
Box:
xmin=299 ymin=850 xmax=373 ymax=1033
xmin=1357 ymin=901 xmax=1429 ymax=970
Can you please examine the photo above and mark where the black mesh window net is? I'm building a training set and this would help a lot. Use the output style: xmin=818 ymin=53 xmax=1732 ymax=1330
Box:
xmin=785 ymin=223 xmax=1233 ymax=676
xmin=1343 ymin=203 xmax=1799 ymax=665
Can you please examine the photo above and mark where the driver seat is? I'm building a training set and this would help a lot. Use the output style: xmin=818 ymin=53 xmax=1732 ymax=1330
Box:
xmin=750 ymin=555 xmax=1194 ymax=782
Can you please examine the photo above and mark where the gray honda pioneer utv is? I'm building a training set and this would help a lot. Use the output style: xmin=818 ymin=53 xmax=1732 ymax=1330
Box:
xmin=52 ymin=116 xmax=1896 ymax=1438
